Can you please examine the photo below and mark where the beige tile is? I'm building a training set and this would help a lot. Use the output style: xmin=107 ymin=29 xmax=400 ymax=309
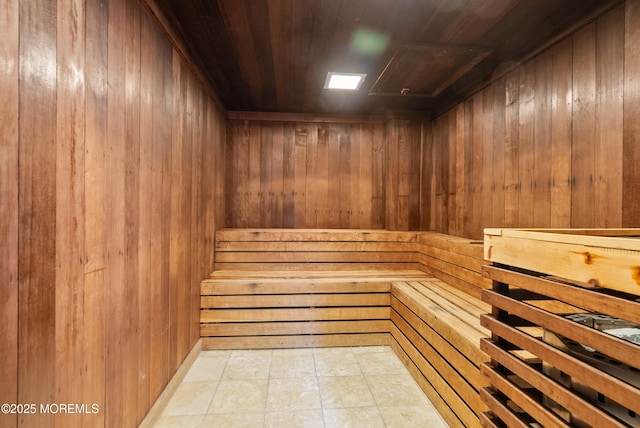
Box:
xmin=154 ymin=414 xmax=204 ymax=428
xmin=222 ymin=355 xmax=272 ymax=380
xmin=208 ymin=379 xmax=268 ymax=414
xmin=162 ymin=381 xmax=217 ymax=415
xmin=366 ymin=374 xmax=431 ymax=407
xmin=270 ymin=353 xmax=316 ymax=378
xmin=183 ymin=356 xmax=228 ymax=382
xmin=356 ymin=350 xmax=407 ymax=376
xmin=379 ymin=405 xmax=449 ymax=428
xmin=201 ymin=412 xmax=265 ymax=428
xmin=230 ymin=349 xmax=273 ymax=358
xmin=264 ymin=409 xmax=325 ymax=428
xmin=318 ymin=376 xmax=376 ymax=409
xmin=272 ymin=348 xmax=314 ymax=357
xmin=350 ymin=345 xmax=389 ymax=354
xmin=323 ymin=407 xmax=386 ymax=428
xmin=314 ymin=350 xmax=361 ymax=377
xmin=266 ymin=376 xmax=321 ymax=411
xmin=200 ymin=350 xmax=232 ymax=359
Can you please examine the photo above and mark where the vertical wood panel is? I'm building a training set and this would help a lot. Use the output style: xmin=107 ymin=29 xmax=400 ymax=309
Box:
xmin=316 ymin=124 xmax=329 ymax=227
xmin=492 ymin=77 xmax=506 ymax=229
xmin=504 ymin=70 xmax=520 ymax=228
xmin=0 ymin=0 xmax=19 ymax=426
xmin=385 ymin=119 xmax=399 ymax=230
xmin=124 ymin=2 xmax=141 ymax=422
xmin=371 ymin=123 xmax=385 ymax=228
xmin=470 ymin=93 xmax=484 ymax=239
xmin=571 ymin=23 xmax=597 ymax=228
xmin=595 ymin=5 xmax=624 ymax=228
xmin=360 ymin=125 xmax=374 ymax=228
xmin=260 ymin=122 xmax=273 ymax=227
xmin=18 ymin=0 xmax=58 ymax=426
xmin=271 ymin=122 xmax=284 ymax=226
xmin=481 ymin=84 xmax=495 ymax=230
xmin=138 ymin=7 xmax=154 ymax=413
xmin=518 ymin=62 xmax=535 ymax=228
xmin=454 ymin=105 xmax=465 ymax=236
xmin=294 ymin=125 xmax=308 ymax=227
xmin=327 ymin=125 xmax=341 ymax=228
xmin=550 ymin=38 xmax=573 ymax=228
xmin=106 ymin=0 xmax=128 ymax=423
xmin=83 ymin=0 xmax=108 ymax=423
xmin=423 ymin=3 xmax=636 ymax=237
xmin=283 ymin=123 xmax=295 ymax=227
xmin=462 ymin=102 xmax=474 ymax=237
xmin=420 ymin=120 xmax=435 ymax=231
xmin=623 ymin=0 xmax=640 ymax=227
xmin=55 ymin=0 xmax=86 ymax=427
xmin=533 ymin=51 xmax=553 ymax=227
xmin=305 ymin=123 xmax=319 ymax=227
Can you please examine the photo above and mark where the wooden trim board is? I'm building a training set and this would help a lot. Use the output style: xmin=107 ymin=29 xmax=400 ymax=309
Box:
xmin=138 ymin=339 xmax=202 ymax=427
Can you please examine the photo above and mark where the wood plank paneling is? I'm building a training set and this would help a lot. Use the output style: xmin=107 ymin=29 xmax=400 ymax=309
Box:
xmin=424 ymin=3 xmax=640 ymax=238
xmin=226 ymin=119 xmax=421 ymax=229
xmin=3 ymin=0 xmax=226 ymax=426
xmin=0 ymin=0 xmax=19 ymax=426
xmin=83 ymin=0 xmax=108 ymax=425
xmin=18 ymin=1 xmax=57 ymax=426
xmin=624 ymin=0 xmax=640 ymax=226
xmin=55 ymin=0 xmax=86 ymax=427
xmin=571 ymin=23 xmax=597 ymax=228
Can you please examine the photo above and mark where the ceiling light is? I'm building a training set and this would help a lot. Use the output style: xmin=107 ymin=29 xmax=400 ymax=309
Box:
xmin=324 ymin=72 xmax=367 ymax=90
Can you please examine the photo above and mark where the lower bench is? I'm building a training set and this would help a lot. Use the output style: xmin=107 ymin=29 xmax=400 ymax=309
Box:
xmin=390 ymin=280 xmax=491 ymax=428
xmin=200 ymin=270 xmax=430 ymax=349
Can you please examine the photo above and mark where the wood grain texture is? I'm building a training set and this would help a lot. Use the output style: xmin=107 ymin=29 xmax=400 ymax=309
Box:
xmin=18 ymin=0 xmax=57 ymax=425
xmin=0 ymin=0 xmax=19 ymax=426
xmin=4 ymin=0 xmax=225 ymax=426
xmin=624 ymin=0 xmax=640 ymax=226
xmin=226 ymin=119 xmax=423 ymax=230
xmin=424 ymin=4 xmax=640 ymax=238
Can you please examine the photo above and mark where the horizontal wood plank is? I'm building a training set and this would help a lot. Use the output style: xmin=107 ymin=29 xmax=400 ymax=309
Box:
xmin=201 ymin=293 xmax=390 ymax=308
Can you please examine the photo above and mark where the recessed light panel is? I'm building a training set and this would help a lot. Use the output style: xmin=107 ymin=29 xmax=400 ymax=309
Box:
xmin=324 ymin=72 xmax=367 ymax=90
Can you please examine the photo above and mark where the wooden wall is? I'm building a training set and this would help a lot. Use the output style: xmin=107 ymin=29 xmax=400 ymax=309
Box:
xmin=225 ymin=116 xmax=425 ymax=230
xmin=0 ymin=0 xmax=226 ymax=427
xmin=424 ymin=2 xmax=640 ymax=239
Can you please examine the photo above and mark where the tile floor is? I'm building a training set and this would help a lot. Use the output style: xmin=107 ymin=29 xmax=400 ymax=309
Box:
xmin=154 ymin=346 xmax=448 ymax=428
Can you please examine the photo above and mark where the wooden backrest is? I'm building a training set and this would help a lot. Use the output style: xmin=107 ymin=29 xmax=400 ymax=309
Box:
xmin=214 ymin=228 xmax=423 ymax=271
xmin=213 ymin=228 xmax=490 ymax=297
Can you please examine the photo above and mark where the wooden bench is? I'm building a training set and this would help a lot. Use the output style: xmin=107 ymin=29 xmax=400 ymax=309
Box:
xmin=201 ymin=228 xmax=491 ymax=427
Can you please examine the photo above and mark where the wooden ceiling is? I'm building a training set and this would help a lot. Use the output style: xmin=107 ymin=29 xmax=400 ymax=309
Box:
xmin=151 ymin=0 xmax=619 ymax=116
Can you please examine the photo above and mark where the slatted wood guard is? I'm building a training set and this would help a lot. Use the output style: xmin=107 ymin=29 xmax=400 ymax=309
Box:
xmin=481 ymin=260 xmax=640 ymax=427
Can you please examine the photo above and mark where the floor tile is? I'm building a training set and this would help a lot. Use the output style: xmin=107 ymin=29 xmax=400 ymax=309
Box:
xmin=155 ymin=346 xmax=450 ymax=427
xmin=314 ymin=349 xmax=361 ymax=377
xmin=323 ymin=407 xmax=385 ymax=428
xmin=379 ymin=405 xmax=449 ymax=428
xmin=208 ymin=379 xmax=268 ymax=414
xmin=270 ymin=352 xmax=316 ymax=378
xmin=162 ymin=381 xmax=217 ymax=415
xmin=355 ymin=350 xmax=407 ymax=376
xmin=221 ymin=354 xmax=272 ymax=380
xmin=266 ymin=376 xmax=321 ymax=411
xmin=183 ymin=356 xmax=228 ymax=382
xmin=318 ymin=376 xmax=376 ymax=409
xmin=202 ymin=412 xmax=265 ymax=427
xmin=366 ymin=373 xmax=431 ymax=407
xmin=264 ymin=409 xmax=325 ymax=428
xmin=153 ymin=414 xmax=204 ymax=428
